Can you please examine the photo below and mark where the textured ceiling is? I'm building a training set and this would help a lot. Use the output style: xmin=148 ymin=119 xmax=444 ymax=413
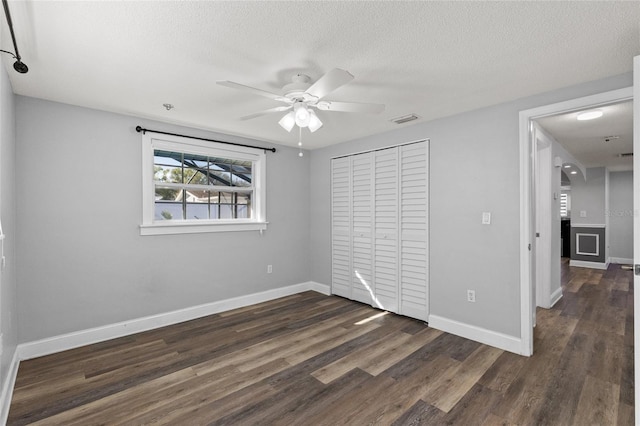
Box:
xmin=2 ymin=1 xmax=639 ymax=149
xmin=536 ymin=101 xmax=633 ymax=172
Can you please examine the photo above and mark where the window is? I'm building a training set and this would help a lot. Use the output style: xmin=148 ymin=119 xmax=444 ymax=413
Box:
xmin=140 ymin=133 xmax=267 ymax=235
xmin=560 ymin=192 xmax=569 ymax=218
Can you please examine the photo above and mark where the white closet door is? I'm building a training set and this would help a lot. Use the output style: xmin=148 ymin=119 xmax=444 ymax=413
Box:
xmin=374 ymin=147 xmax=399 ymax=312
xmin=331 ymin=157 xmax=351 ymax=298
xmin=350 ymin=153 xmax=374 ymax=305
xmin=331 ymin=140 xmax=429 ymax=322
xmin=399 ymin=141 xmax=429 ymax=320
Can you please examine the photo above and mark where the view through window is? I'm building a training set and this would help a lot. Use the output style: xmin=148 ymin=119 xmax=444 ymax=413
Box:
xmin=153 ymin=151 xmax=253 ymax=221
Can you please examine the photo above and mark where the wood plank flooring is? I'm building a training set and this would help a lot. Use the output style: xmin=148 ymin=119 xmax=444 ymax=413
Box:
xmin=8 ymin=260 xmax=634 ymax=425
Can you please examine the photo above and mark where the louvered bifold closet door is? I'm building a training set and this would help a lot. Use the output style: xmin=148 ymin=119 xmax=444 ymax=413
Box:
xmin=350 ymin=153 xmax=374 ymax=305
xmin=399 ymin=141 xmax=429 ymax=320
xmin=373 ymin=147 xmax=399 ymax=312
xmin=331 ymin=157 xmax=351 ymax=298
xmin=331 ymin=140 xmax=429 ymax=321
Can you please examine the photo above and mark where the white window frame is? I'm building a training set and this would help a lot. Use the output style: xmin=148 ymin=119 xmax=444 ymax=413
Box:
xmin=140 ymin=132 xmax=267 ymax=235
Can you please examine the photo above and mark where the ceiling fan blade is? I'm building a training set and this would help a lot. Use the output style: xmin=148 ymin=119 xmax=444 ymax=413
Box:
xmin=316 ymin=101 xmax=385 ymax=114
xmin=305 ymin=68 xmax=354 ymax=100
xmin=217 ymin=80 xmax=287 ymax=102
xmin=240 ymin=106 xmax=291 ymax=121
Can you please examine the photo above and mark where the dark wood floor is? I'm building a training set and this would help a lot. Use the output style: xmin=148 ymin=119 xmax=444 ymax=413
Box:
xmin=8 ymin=260 xmax=634 ymax=425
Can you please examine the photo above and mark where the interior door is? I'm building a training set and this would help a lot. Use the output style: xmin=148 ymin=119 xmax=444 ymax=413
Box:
xmin=632 ymin=54 xmax=639 ymax=420
xmin=399 ymin=141 xmax=429 ymax=321
xmin=374 ymin=147 xmax=399 ymax=312
xmin=534 ymin=130 xmax=553 ymax=309
xmin=530 ymin=124 xmax=538 ymax=329
xmin=331 ymin=157 xmax=351 ymax=298
xmin=351 ymin=153 xmax=374 ymax=305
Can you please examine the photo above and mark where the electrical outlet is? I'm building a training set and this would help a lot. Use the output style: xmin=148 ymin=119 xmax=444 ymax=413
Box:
xmin=467 ymin=290 xmax=476 ymax=302
xmin=267 ymin=265 xmax=272 ymax=274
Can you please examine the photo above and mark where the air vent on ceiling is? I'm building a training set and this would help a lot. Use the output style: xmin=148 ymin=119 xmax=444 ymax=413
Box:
xmin=391 ymin=114 xmax=419 ymax=125
xmin=617 ymin=152 xmax=633 ymax=158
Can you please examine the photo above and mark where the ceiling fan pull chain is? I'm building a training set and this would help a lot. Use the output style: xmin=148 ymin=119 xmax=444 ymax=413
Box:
xmin=298 ymin=126 xmax=304 ymax=157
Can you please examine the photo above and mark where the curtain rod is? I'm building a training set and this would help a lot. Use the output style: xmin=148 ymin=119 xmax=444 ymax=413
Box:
xmin=135 ymin=126 xmax=277 ymax=153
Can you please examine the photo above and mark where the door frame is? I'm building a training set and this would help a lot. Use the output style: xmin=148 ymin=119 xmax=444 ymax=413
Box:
xmin=518 ymin=86 xmax=633 ymax=356
xmin=632 ymin=55 xmax=639 ymax=426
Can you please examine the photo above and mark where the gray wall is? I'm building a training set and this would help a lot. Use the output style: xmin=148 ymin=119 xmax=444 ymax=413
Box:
xmin=11 ymin=72 xmax=634 ymax=345
xmin=609 ymin=171 xmax=633 ymax=261
xmin=310 ymin=73 xmax=632 ymax=338
xmin=16 ymin=96 xmax=310 ymax=342
xmin=0 ymin=65 xmax=17 ymax=386
xmin=571 ymin=167 xmax=607 ymax=225
xmin=569 ymin=167 xmax=608 ymax=264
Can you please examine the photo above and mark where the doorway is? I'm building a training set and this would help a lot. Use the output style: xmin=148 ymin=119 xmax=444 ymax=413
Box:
xmin=518 ymin=86 xmax=633 ymax=356
xmin=533 ymin=99 xmax=633 ymax=311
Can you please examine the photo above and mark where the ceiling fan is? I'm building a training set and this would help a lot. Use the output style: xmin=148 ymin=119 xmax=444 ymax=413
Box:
xmin=217 ymin=68 xmax=385 ymax=133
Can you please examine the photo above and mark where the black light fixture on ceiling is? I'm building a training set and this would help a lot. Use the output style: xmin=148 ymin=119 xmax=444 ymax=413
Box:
xmin=0 ymin=0 xmax=27 ymax=74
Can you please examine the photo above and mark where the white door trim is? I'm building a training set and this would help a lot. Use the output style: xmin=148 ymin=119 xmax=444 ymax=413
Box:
xmin=519 ymin=86 xmax=633 ymax=356
xmin=632 ymin=55 xmax=639 ymax=426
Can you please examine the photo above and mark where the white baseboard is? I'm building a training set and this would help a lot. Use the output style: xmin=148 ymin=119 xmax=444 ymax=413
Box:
xmin=550 ymin=287 xmax=563 ymax=308
xmin=569 ymin=260 xmax=609 ymax=270
xmin=308 ymin=281 xmax=331 ymax=295
xmin=609 ymin=257 xmax=633 ymax=265
xmin=428 ymin=314 xmax=522 ymax=355
xmin=0 ymin=348 xmax=20 ymax=425
xmin=18 ymin=281 xmax=329 ymax=361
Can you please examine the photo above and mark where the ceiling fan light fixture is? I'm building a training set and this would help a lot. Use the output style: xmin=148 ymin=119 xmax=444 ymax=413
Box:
xmin=218 ymin=68 xmax=385 ymax=140
xmin=308 ymin=110 xmax=323 ymax=133
xmin=278 ymin=111 xmax=295 ymax=132
xmin=294 ymin=102 xmax=310 ymax=127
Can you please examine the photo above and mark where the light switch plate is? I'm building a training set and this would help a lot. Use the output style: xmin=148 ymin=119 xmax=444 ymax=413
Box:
xmin=482 ymin=212 xmax=491 ymax=225
xmin=580 ymin=210 xmax=587 ymax=218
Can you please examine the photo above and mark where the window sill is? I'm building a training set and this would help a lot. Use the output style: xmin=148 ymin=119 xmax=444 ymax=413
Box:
xmin=140 ymin=221 xmax=268 ymax=236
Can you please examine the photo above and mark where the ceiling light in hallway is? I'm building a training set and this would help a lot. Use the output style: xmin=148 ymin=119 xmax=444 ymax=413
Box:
xmin=576 ymin=110 xmax=603 ymax=121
